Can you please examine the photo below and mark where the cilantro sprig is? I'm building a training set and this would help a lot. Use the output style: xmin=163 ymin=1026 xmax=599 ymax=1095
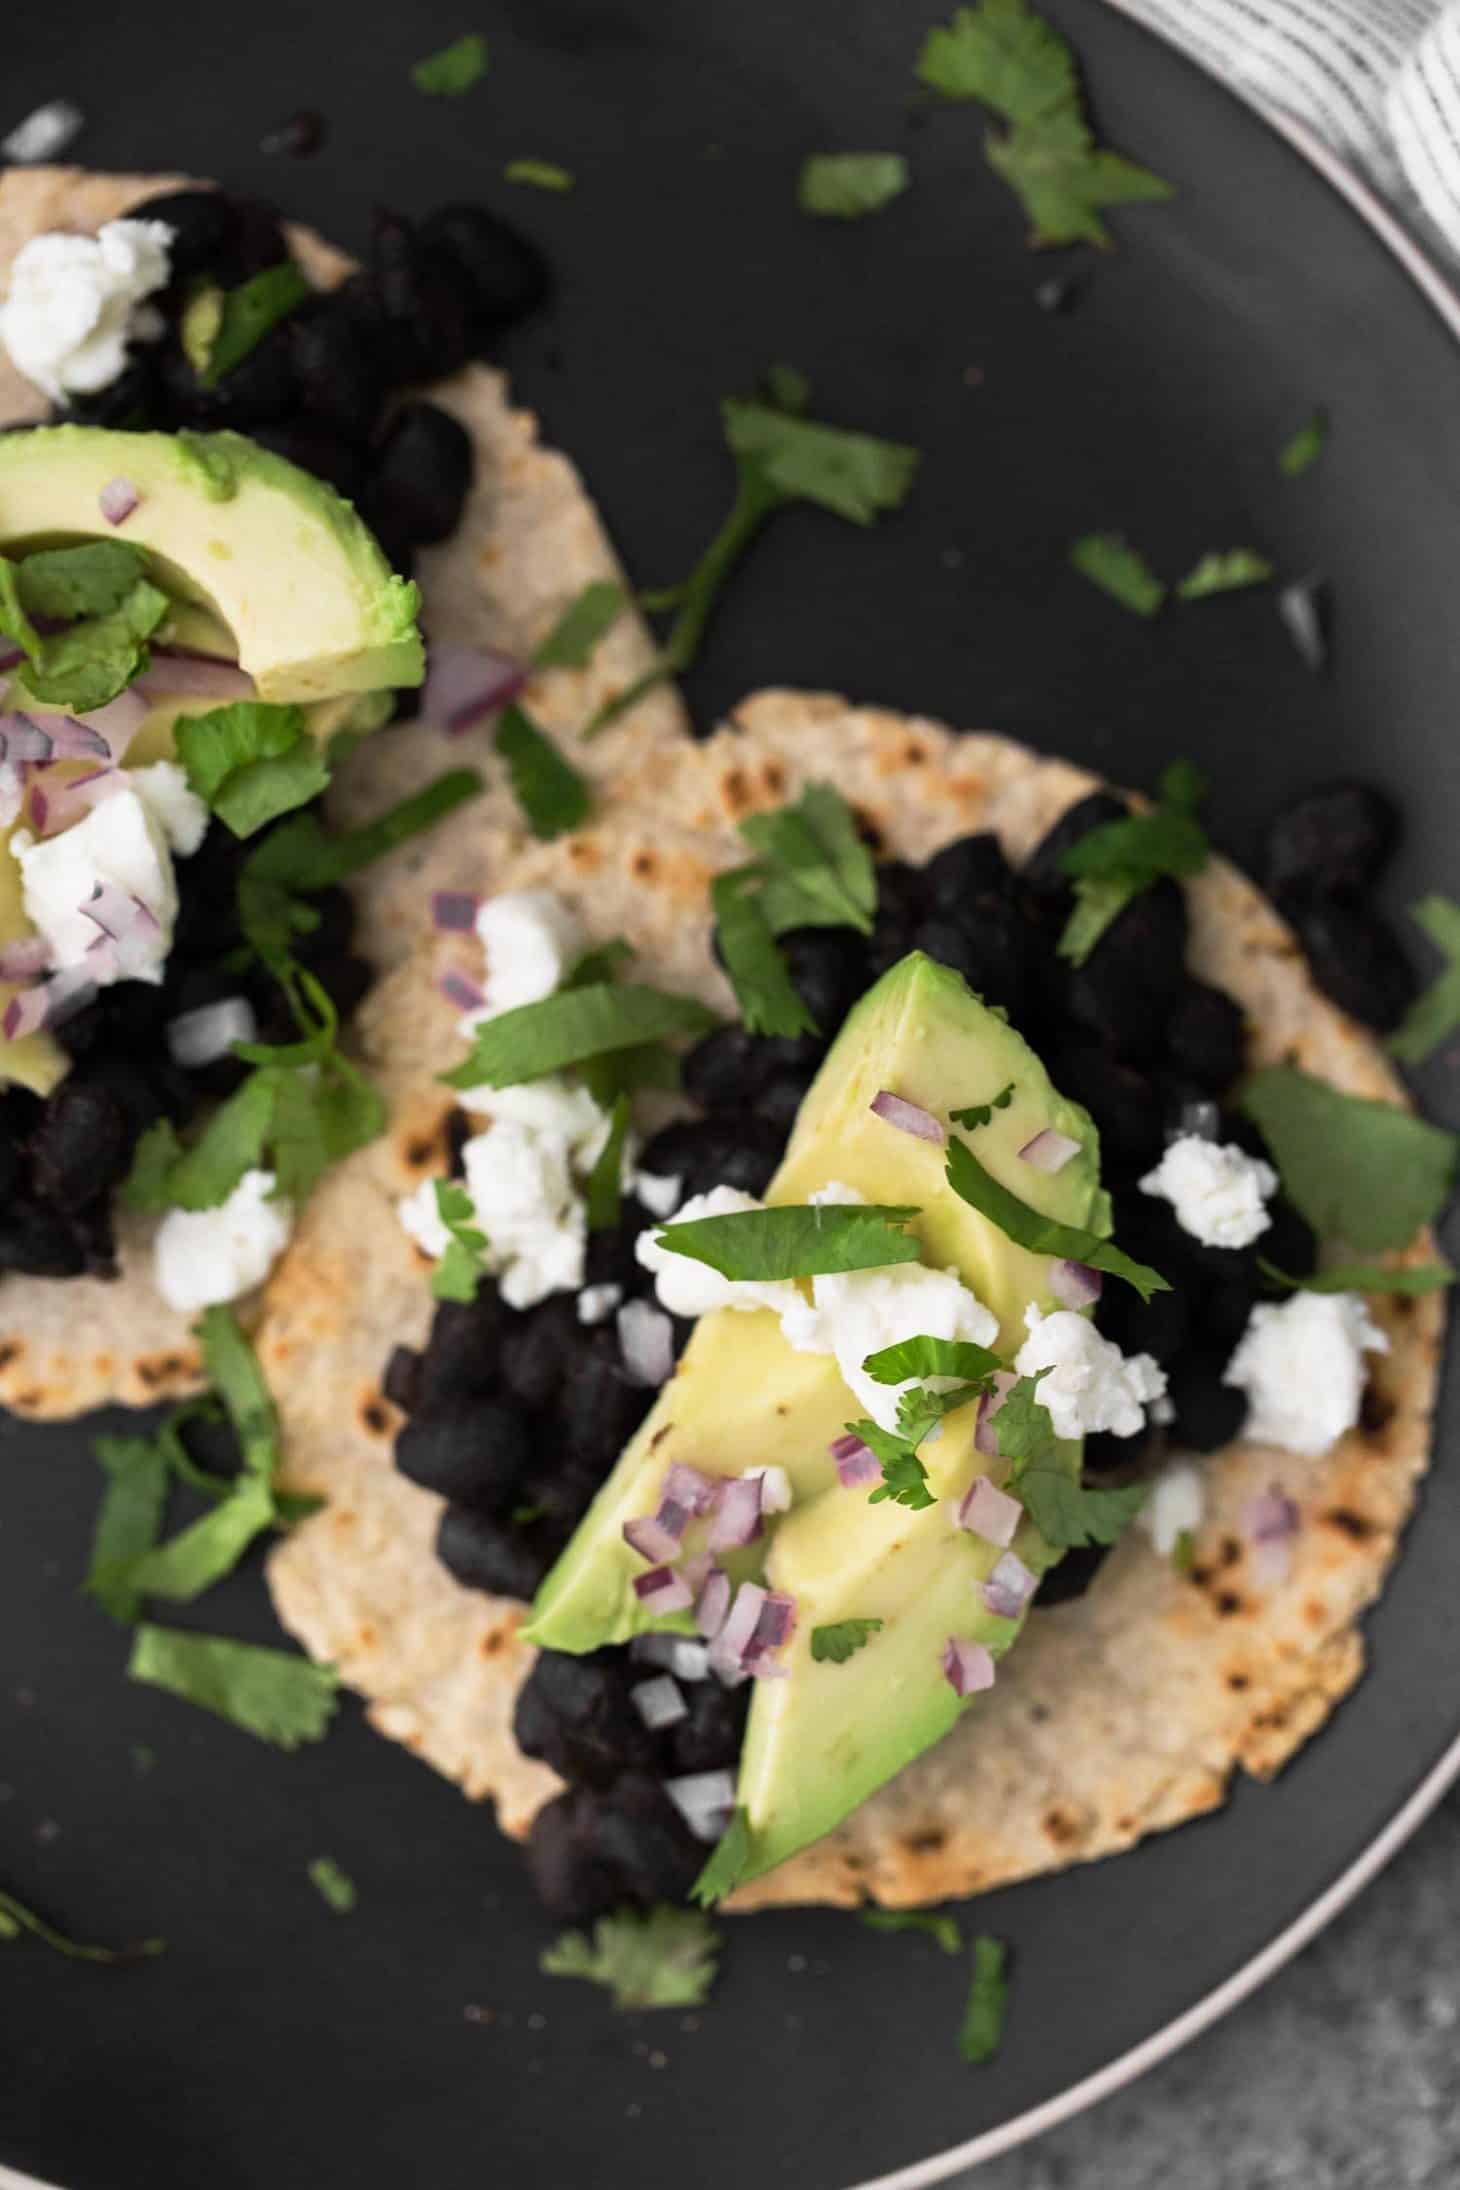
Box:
xmin=798 ymin=153 xmax=910 ymax=219
xmin=992 ymin=1371 xmax=1147 ymax=1546
xmin=431 ymin=1181 xmax=490 ymax=1303
xmin=945 ymin=1137 xmax=1167 ymax=1298
xmin=444 ymin=982 xmax=718 ymax=1091
xmin=1069 ymin=532 xmax=1165 ymax=616
xmin=1056 ymin=760 xmax=1209 ymax=966
xmin=128 ymin=1626 xmax=339 ymax=1748
xmin=655 ymin=1201 xmax=922 ymax=1281
xmin=0 ymin=1887 xmax=164 ymax=1966
xmin=1391 ymin=896 xmax=1460 ymax=1067
xmin=1242 ymin=1066 xmax=1458 ymax=1254
xmin=959 ymin=1934 xmax=1010 ymax=2063
xmin=712 ymin=783 xmax=878 ymax=1037
xmin=0 ymin=540 xmax=169 ymax=711
xmin=176 ymin=699 xmax=331 ymax=839
xmin=951 ymin=1082 xmax=1014 ymax=1130
xmin=861 ymin=1909 xmax=963 ymax=1954
xmin=412 ymin=31 xmax=488 ymax=94
xmin=542 ymin=1905 xmax=721 ymax=2009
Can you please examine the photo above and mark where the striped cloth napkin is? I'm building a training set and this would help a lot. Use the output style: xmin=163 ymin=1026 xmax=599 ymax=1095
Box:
xmin=1112 ymin=0 xmax=1460 ymax=257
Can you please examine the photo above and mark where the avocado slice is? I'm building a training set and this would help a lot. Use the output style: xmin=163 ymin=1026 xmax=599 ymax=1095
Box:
xmin=528 ymin=946 xmax=1101 ymax=1624
xmin=0 ymin=426 xmax=423 ymax=702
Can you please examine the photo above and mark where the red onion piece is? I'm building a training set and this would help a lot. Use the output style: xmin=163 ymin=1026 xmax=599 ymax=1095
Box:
xmin=664 ymin=1462 xmax=718 ymax=1517
xmin=136 ymin=649 xmax=255 ymax=702
xmin=631 ymin=1564 xmax=693 ymax=1612
xmin=0 ymin=935 xmax=50 ymax=982
xmin=623 ymin=1514 xmax=682 ymax=1566
xmin=98 ymin=476 xmax=140 ymax=526
xmin=167 ymin=996 xmax=256 ymax=1068
xmin=1018 ymin=1127 xmax=1082 ymax=1173
xmin=422 ymin=642 xmax=526 ymax=735
xmin=679 ymin=1549 xmax=713 ymax=1594
xmin=830 ymin=1433 xmax=881 ymax=1489
xmin=1244 ymin=1483 xmax=1301 ymax=1587
xmin=746 ymin=1464 xmax=791 ymax=1514
xmin=1050 ymin=1258 xmax=1102 ymax=1309
xmin=973 ymin=1371 xmax=1019 ymax=1459
xmin=0 ymin=768 xmax=21 ymax=832
xmin=747 ymin=1590 xmax=797 ymax=1657
xmin=32 ymin=766 xmax=127 ymax=837
xmin=80 ymin=882 xmax=160 ymax=979
xmin=630 ymin=1633 xmax=710 ymax=1682
xmin=0 ymin=713 xmax=55 ymax=764
xmin=440 ymin=969 xmax=485 ymax=1013
xmin=664 ymin=1769 xmax=737 ymax=1842
xmin=76 ymin=688 xmax=150 ymax=760
xmin=870 ymin=1089 xmax=946 ymax=1145
xmin=27 ymin=785 xmax=49 ymax=833
xmin=709 ymin=1580 xmax=767 ymax=1679
xmin=707 ymin=1474 xmax=763 ymax=1553
xmin=942 ymin=1636 xmax=996 ymax=1698
xmin=3 ymin=965 xmax=97 ymax=1041
xmin=696 ymin=1567 xmax=732 ymax=1640
xmin=981 ymin=1549 xmax=1037 ymax=1619
xmin=631 ymin=1675 xmax=687 ymax=1731
xmin=432 ymin=889 xmax=481 ymax=933
xmin=618 ymin=1300 xmax=676 ymax=1388
xmin=956 ymin=1473 xmax=1022 ymax=1548
xmin=0 ymin=642 xmax=22 ymax=674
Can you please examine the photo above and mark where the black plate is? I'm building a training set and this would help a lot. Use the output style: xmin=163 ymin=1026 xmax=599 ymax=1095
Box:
xmin=2 ymin=4 xmax=1457 ymax=2185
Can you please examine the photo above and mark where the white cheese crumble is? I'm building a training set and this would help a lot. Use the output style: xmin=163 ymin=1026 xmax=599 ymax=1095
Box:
xmin=12 ymin=787 xmax=177 ymax=985
xmin=1223 ymin=1290 xmax=1389 ymax=1457
xmin=1138 ymin=1459 xmax=1206 ymax=1557
xmin=632 ymin=1168 xmax=683 ymax=1220
xmin=153 ymin=1169 xmax=292 ymax=1312
xmin=470 ymin=889 xmax=586 ymax=1024
xmin=398 ymin=1175 xmax=453 ymax=1259
xmin=635 ymin=1184 xmax=799 ymax=1321
xmin=1014 ymin=1304 xmax=1167 ymax=1440
xmin=1140 ymin=1133 xmax=1278 ymax=1250
xmin=131 ymin=761 xmax=210 ymax=858
xmin=2 ymin=100 xmax=85 ymax=166
xmin=577 ymin=1282 xmax=624 ymax=1326
xmin=0 ymin=218 xmax=172 ymax=400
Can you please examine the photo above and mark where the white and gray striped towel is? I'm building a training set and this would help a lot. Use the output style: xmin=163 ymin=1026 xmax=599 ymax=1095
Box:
xmin=1113 ymin=0 xmax=1460 ymax=260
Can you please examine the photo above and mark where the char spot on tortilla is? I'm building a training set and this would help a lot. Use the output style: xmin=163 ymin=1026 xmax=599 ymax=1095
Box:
xmin=902 ymin=738 xmax=928 ymax=765
xmin=136 ymin=1351 xmax=190 ymax=1389
xmin=1214 ymin=1589 xmax=1244 ymax=1618
xmin=566 ymin=837 xmax=601 ymax=872
xmin=901 ymin=1827 xmax=947 ymax=1855
xmin=1042 ymin=1804 xmax=1082 ymax=1847
xmin=1360 ymin=1384 xmax=1397 ymax=1436
xmin=359 ymin=1397 xmax=391 ymax=1437
xmin=1324 ymin=1507 xmax=1378 ymax=1542
xmin=1226 ymin=1669 xmax=1251 ymax=1691
xmin=0 ymin=1342 xmax=21 ymax=1371
xmin=719 ymin=767 xmax=750 ymax=816
xmin=630 ymin=849 xmax=659 ymax=881
xmin=481 ymin=1629 xmax=506 ymax=1657
xmin=759 ymin=758 xmax=786 ymax=797
xmin=1219 ymin=1535 xmax=1242 ymax=1569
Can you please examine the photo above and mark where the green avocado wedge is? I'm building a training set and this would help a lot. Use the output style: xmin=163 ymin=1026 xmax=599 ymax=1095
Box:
xmin=527 ymin=953 xmax=1106 ymax=1891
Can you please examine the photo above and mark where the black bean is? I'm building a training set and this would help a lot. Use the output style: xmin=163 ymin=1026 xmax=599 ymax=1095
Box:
xmin=70 ymin=1200 xmax=119 ymax=1280
xmin=1262 ymin=1194 xmax=1317 ymax=1281
xmin=159 ymin=323 xmax=298 ymax=429
xmin=178 ymin=1409 xmax=244 ymax=1482
xmin=294 ymin=885 xmax=356 ymax=962
xmin=286 ymin=297 xmax=387 ymax=441
xmin=500 ymin=1296 xmax=581 ymax=1411
xmin=1165 ymin=1353 xmax=1246 ymax=1452
xmin=58 ymin=354 xmax=161 ymax=431
xmin=1022 ymin=793 xmax=1129 ymax=895
xmin=1033 ymin=1543 xmax=1110 ymax=1604
xmin=681 ymin=1025 xmax=768 ymax=1112
xmin=524 ymin=1790 xmax=621 ymax=1924
xmin=249 ymin=420 xmax=367 ymax=502
xmin=778 ymin=927 xmax=869 ymax=1031
xmin=759 ymin=1071 xmax=815 ymax=1136
xmin=30 ymin=1079 xmax=132 ymax=1210
xmin=1165 ymin=982 xmax=1246 ymax=1094
xmin=126 ymin=189 xmax=237 ymax=285
xmin=382 ymin=1344 xmax=422 ymax=1413
xmin=874 ymin=859 xmax=928 ymax=929
xmin=584 ymin=1771 xmax=705 ymax=1904
xmin=227 ymin=198 xmax=292 ymax=280
xmin=1264 ymin=781 xmax=1400 ymax=899
xmin=394 ymin=1397 xmax=530 ymax=1511
xmin=670 ymin=1680 xmax=749 ymax=1775
xmin=1080 ymin=1427 xmax=1160 ymax=1481
xmin=0 ymin=1123 xmax=24 ymax=1205
xmin=562 ymin=1333 xmax=653 ymax=1474
xmin=367 ymin=209 xmax=471 ymax=382
xmin=585 ymin=1204 xmax=650 ymax=1294
xmin=305 ymin=949 xmax=374 ymax=1023
xmin=513 ymin=1648 xmax=658 ymax=1787
xmin=0 ymin=1200 xmax=87 ymax=1278
xmin=924 ymin=831 xmax=1012 ymax=913
xmin=638 ymin=1116 xmax=784 ymax=1199
xmin=362 ymin=401 xmax=474 ymax=551
xmin=515 ymin=1457 xmax=603 ymax=1540
xmin=1095 ymin=1276 xmax=1190 ymax=1364
xmin=416 ymin=1291 xmax=509 ymax=1407
xmin=1200 ymin=1274 xmax=1261 ymax=1355
xmin=915 ymin=899 xmax=1029 ymax=1016
xmin=418 ymin=203 xmax=551 ymax=348
xmin=1282 ymin=894 xmax=1418 ymax=1034
xmin=1052 ymin=1045 xmax=1164 ymax=1180
xmin=435 ymin=1503 xmax=558 ymax=1601
xmin=1066 ymin=882 xmax=1189 ymax=1061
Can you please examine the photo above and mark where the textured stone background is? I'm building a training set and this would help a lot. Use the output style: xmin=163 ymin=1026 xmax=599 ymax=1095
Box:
xmin=958 ymin=1792 xmax=1460 ymax=2189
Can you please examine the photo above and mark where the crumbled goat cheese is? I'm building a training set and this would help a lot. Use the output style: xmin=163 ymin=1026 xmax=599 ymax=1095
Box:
xmin=1223 ymin=1290 xmax=1389 ymax=1457
xmin=398 ymin=1175 xmax=453 ymax=1259
xmin=0 ymin=218 xmax=172 ymax=400
xmin=153 ymin=1169 xmax=292 ymax=1311
xmin=1014 ymin=1304 xmax=1167 ymax=1439
xmin=454 ymin=1076 xmax=610 ymax=1163
xmin=470 ymin=889 xmax=586 ymax=1023
xmin=1140 ymin=1133 xmax=1278 ymax=1249
xmin=2 ymin=100 xmax=85 ymax=166
xmin=131 ymin=761 xmax=210 ymax=857
xmin=636 ymin=1184 xmax=800 ymax=1321
xmin=12 ymin=787 xmax=177 ymax=984
xmin=577 ymin=1282 xmax=623 ymax=1326
xmin=1139 ymin=1459 xmax=1205 ymax=1557
xmin=632 ymin=1168 xmax=683 ymax=1219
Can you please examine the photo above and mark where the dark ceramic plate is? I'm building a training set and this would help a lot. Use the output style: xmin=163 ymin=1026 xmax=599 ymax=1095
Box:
xmin=1 ymin=3 xmax=1457 ymax=2184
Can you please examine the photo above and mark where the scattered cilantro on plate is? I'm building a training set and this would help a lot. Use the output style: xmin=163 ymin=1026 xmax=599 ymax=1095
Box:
xmin=1391 ymin=896 xmax=1460 ymax=1066
xmin=531 ymin=581 xmax=627 ymax=670
xmin=128 ymin=1627 xmax=339 ymax=1749
xmin=946 ymin=1138 xmax=1168 ymax=1297
xmin=412 ymin=32 xmax=488 ymax=95
xmin=0 ymin=1888 xmax=164 ymax=1965
xmin=712 ymin=783 xmax=877 ymax=1037
xmin=1069 ymin=531 xmax=1165 ymax=616
xmin=1280 ymin=409 xmax=1327 ymax=477
xmin=543 ymin=1904 xmax=721 ymax=2008
xmin=431 ymin=1181 xmax=490 ymax=1303
xmin=798 ymin=152 xmax=910 ymax=218
xmin=307 ymin=1857 xmax=357 ymax=1915
xmin=495 ymin=702 xmax=591 ymax=839
xmin=861 ymin=1908 xmax=963 ymax=1954
xmin=505 ymin=159 xmax=574 ymax=192
xmin=1176 ymin=548 xmax=1274 ymax=600
xmin=959 ymin=1934 xmax=1010 ymax=2063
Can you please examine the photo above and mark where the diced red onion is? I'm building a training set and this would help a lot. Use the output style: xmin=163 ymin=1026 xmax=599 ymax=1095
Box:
xmin=1050 ymin=1259 xmax=1102 ymax=1309
xmin=3 ymin=965 xmax=97 ymax=1041
xmin=76 ymin=688 xmax=149 ymax=759
xmin=631 ymin=1675 xmax=687 ymax=1731
xmin=618 ymin=1300 xmax=676 ymax=1388
xmin=630 ymin=1633 xmax=711 ymax=1682
xmin=709 ymin=1580 xmax=766 ymax=1680
xmin=831 ymin=1433 xmax=881 ymax=1489
xmin=0 ymin=768 xmax=21 ymax=832
xmin=136 ymin=649 xmax=255 ymax=702
xmin=747 ymin=1590 xmax=797 ymax=1657
xmin=956 ymin=1473 xmax=1022 ymax=1548
xmin=981 ymin=1550 xmax=1037 ymax=1620
xmin=1018 ymin=1127 xmax=1082 ymax=1173
xmin=696 ymin=1567 xmax=732 ymax=1640
xmin=631 ymin=1564 xmax=693 ymax=1612
xmin=708 ymin=1474 xmax=763 ymax=1553
xmin=679 ymin=1549 xmax=714 ymax=1594
xmin=0 ymin=642 xmax=22 ymax=674
xmin=26 ymin=785 xmax=49 ymax=833
xmin=870 ymin=1089 xmax=946 ymax=1145
xmin=1244 ymin=1483 xmax=1301 ymax=1587
xmin=432 ymin=889 xmax=481 ymax=933
xmin=30 ymin=766 xmax=126 ymax=837
xmin=746 ymin=1464 xmax=791 ymax=1514
xmin=440 ymin=969 xmax=485 ymax=1013
xmin=99 ymin=476 xmax=140 ymax=526
xmin=0 ymin=935 xmax=50 ymax=982
xmin=973 ymin=1371 xmax=1019 ymax=1458
xmin=664 ymin=1462 xmax=718 ymax=1517
xmin=623 ymin=1514 xmax=682 ymax=1566
xmin=167 ymin=996 xmax=256 ymax=1068
xmin=664 ymin=1769 xmax=737 ymax=1843
xmin=0 ymin=714 xmax=55 ymax=764
xmin=942 ymin=1636 xmax=996 ymax=1697
xmin=422 ymin=642 xmax=526 ymax=735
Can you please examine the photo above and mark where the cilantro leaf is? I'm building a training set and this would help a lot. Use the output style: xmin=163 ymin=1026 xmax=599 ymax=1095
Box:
xmin=950 ymin=1082 xmax=1015 ymax=1130
xmin=1059 ymin=876 xmax=1140 ymax=966
xmin=0 ymin=557 xmax=42 ymax=665
xmin=198 ymin=1304 xmax=279 ymax=1476
xmin=307 ymin=1856 xmax=357 ymax=1914
xmin=987 ymin=115 xmax=1171 ymax=249
xmin=0 ymin=1888 xmax=164 ymax=1966
xmin=1241 ymin=1066 xmax=1458 ymax=1254
xmin=243 ymin=769 xmax=483 ymax=896
xmin=711 ymin=870 xmax=818 ymax=1040
xmin=959 ymin=1934 xmax=1009 ymax=2064
xmin=1016 ymin=1461 xmax=1147 ymax=1548
xmin=1391 ymin=896 xmax=1460 ymax=1066
xmin=586 ymin=1092 xmax=631 ymax=1232
xmin=122 ymin=1074 xmax=275 ymax=1213
xmin=1056 ymin=762 xmax=1209 ymax=966
xmin=566 ymin=938 xmax=635 ymax=989
xmin=531 ymin=581 xmax=627 ymax=669
xmin=798 ymin=153 xmax=910 ymax=218
xmin=917 ymin=0 xmax=1076 ymax=118
xmin=810 ymin=1617 xmax=885 ymax=1663
xmin=128 ymin=1626 xmax=339 ymax=1748
xmin=431 ymin=1181 xmax=490 ymax=1303
xmin=946 ymin=1138 xmax=1167 ymax=1297
xmin=1070 ymin=532 xmax=1165 ymax=615
xmin=855 ymin=1419 xmax=938 ymax=1510
xmin=444 ymin=982 xmax=718 ymax=1090
xmin=861 ymin=1909 xmax=962 ymax=1954
xmin=175 ymin=701 xmax=328 ymax=838
xmin=862 ymin=1334 xmax=1003 ymax=1385
xmin=1280 ymin=410 xmax=1327 ymax=478
xmin=895 ymin=1381 xmax=987 ymax=1445
xmin=1259 ymin=1257 xmax=1453 ymax=1297
xmin=201 ymin=262 xmax=310 ymax=386
xmin=1176 ymin=549 xmax=1274 ymax=600
xmin=740 ymin=784 xmax=877 ymax=933
xmin=412 ymin=32 xmax=488 ymax=94
xmin=691 ymin=1807 xmax=753 ymax=1906
xmin=543 ymin=1905 xmax=721 ymax=2008
xmin=505 ymin=159 xmax=574 ymax=192
xmin=495 ymin=702 xmax=591 ymax=839
xmin=19 ymin=578 xmax=168 ymax=710
xmin=85 ymin=1434 xmax=171 ymax=1624
xmin=108 ymin=1475 xmax=275 ymax=1605
xmin=14 ymin=540 xmax=146 ymax=619
xmin=764 ymin=363 xmax=811 ymax=414
xmin=656 ymin=1202 xmax=921 ymax=1281
xmin=988 ymin=1367 xmax=1056 ymax=1468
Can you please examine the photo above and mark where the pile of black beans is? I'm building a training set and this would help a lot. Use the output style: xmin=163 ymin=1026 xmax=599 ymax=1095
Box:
xmin=58 ymin=188 xmax=550 ymax=576
xmin=1263 ymin=781 xmax=1417 ymax=1033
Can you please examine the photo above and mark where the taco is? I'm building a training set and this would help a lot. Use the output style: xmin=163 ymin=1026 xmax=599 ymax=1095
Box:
xmin=0 ymin=166 xmax=686 ymax=1420
xmin=256 ymin=690 xmax=1449 ymax=1912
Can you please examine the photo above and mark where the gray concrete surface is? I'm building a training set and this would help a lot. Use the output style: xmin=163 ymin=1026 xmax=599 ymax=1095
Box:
xmin=960 ymin=1790 xmax=1460 ymax=2189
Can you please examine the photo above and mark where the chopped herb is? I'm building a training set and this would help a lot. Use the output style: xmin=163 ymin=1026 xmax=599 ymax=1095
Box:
xmin=242 ymin=769 xmax=482 ymax=899
xmin=861 ymin=1908 xmax=963 ymax=1953
xmin=740 ymin=784 xmax=877 ymax=934
xmin=1279 ymin=410 xmax=1327 ymax=478
xmin=201 ymin=261 xmax=311 ymax=386
xmin=431 ymin=1181 xmax=490 ymax=1303
xmin=307 ymin=1856 xmax=357 ymax=1914
xmin=959 ymin=1934 xmax=1009 ymax=2063
xmin=543 ymin=1905 xmax=721 ymax=2008
xmin=0 ymin=1888 xmax=164 ymax=1966
xmin=951 ymin=1082 xmax=1015 ymax=1129
xmin=985 ymin=1366 xmax=1054 ymax=1467
xmin=1241 ymin=1066 xmax=1457 ymax=1254
xmin=655 ymin=1202 xmax=922 ymax=1281
xmin=853 ymin=1418 xmax=938 ymax=1511
xmin=1172 ymin=1527 xmax=1197 ymax=1573
xmin=586 ymin=1093 xmax=632 ymax=1231
xmin=764 ymin=362 xmax=811 ymax=414
xmin=1070 ymin=532 xmax=1165 ymax=616
xmin=18 ymin=577 xmax=168 ymax=711
xmin=531 ymin=581 xmax=627 ymax=670
xmin=1391 ymin=896 xmax=1460 ymax=1066
xmin=505 ymin=158 xmax=574 ymax=191
xmin=798 ymin=152 xmax=910 ymax=218
xmin=918 ymin=1 xmax=1171 ymax=249
xmin=107 ymin=1475 xmax=275 ymax=1606
xmin=175 ymin=700 xmax=329 ymax=838
xmin=862 ymin=1334 xmax=1003 ymax=1385
xmin=711 ymin=870 xmax=817 ymax=1040
xmin=992 ymin=1373 xmax=1148 ymax=1546
xmin=443 ymin=982 xmax=717 ymax=1091
xmin=1057 ymin=760 xmax=1208 ymax=966
xmin=946 ymin=1138 xmax=1168 ymax=1297
xmin=412 ymin=32 xmax=488 ymax=94
xmin=495 ymin=702 xmax=591 ymax=839
xmin=14 ymin=539 xmax=146 ymax=619
xmin=1258 ymin=1257 xmax=1453 ymax=1297
xmin=1176 ymin=549 xmax=1274 ymax=600
xmin=0 ymin=557 xmax=42 ymax=663
xmin=691 ymin=1806 xmax=753 ymax=1906
xmin=128 ymin=1626 xmax=339 ymax=1749
xmin=85 ymin=1434 xmax=171 ymax=1624
xmin=810 ymin=1617 xmax=886 ymax=1662
xmin=895 ymin=1380 xmax=988 ymax=1445
xmin=566 ymin=938 xmax=635 ymax=989
xmin=200 ymin=1302 xmax=279 ymax=1475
